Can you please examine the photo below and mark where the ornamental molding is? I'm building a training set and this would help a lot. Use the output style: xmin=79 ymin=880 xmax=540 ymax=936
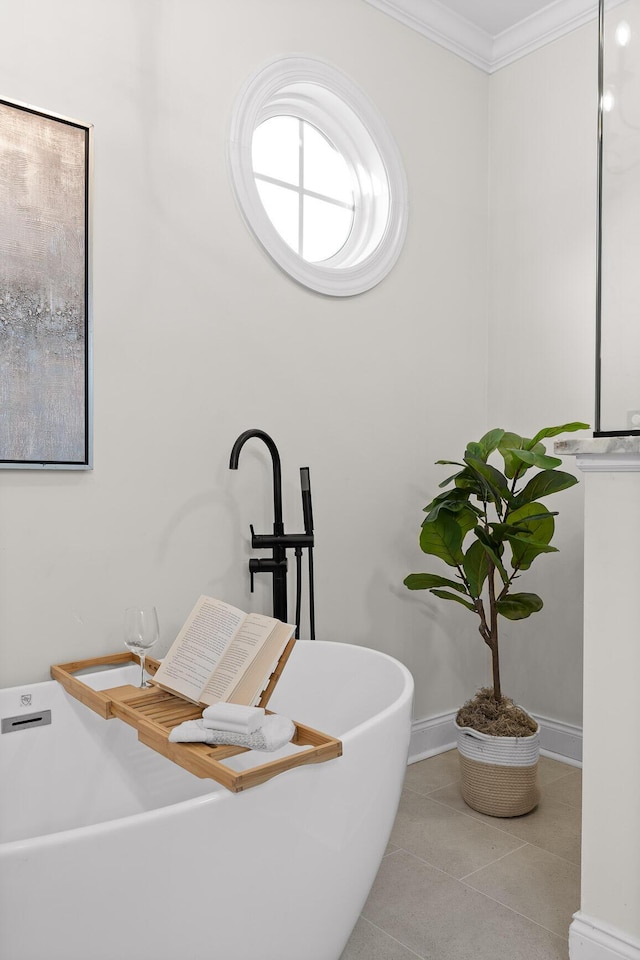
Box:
xmin=364 ymin=0 xmax=626 ymax=73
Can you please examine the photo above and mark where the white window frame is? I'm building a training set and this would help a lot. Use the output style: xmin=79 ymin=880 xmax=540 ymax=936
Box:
xmin=228 ymin=56 xmax=409 ymax=297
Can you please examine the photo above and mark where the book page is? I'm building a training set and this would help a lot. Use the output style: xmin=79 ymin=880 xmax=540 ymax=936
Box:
xmin=227 ymin=621 xmax=295 ymax=706
xmin=199 ymin=612 xmax=289 ymax=705
xmin=152 ymin=596 xmax=246 ymax=702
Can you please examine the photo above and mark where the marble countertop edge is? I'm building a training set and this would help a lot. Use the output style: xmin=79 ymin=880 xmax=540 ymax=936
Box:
xmin=554 ymin=436 xmax=640 ymax=455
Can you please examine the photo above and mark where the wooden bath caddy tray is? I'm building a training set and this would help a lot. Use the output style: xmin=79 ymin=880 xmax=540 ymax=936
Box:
xmin=50 ymin=652 xmax=342 ymax=793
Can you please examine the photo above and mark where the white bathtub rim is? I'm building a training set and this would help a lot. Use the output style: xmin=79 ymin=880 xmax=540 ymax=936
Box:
xmin=288 ymin=640 xmax=415 ymax=728
xmin=1 ymin=640 xmax=414 ymax=741
xmin=0 ymin=640 xmax=415 ymax=739
xmin=1 ymin=641 xmax=413 ymax=855
xmin=318 ymin=641 xmax=415 ymax=730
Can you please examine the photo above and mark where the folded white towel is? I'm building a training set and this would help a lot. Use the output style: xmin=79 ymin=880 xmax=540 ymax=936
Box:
xmin=202 ymin=702 xmax=265 ymax=734
xmin=168 ymin=714 xmax=295 ymax=752
xmin=201 ymin=718 xmax=260 ymax=734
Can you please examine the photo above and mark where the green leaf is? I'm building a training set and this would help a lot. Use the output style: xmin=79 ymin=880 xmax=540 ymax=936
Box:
xmin=505 ymin=502 xmax=556 ymax=570
xmin=527 ymin=422 xmax=590 ymax=449
xmin=506 ymin=535 xmax=557 ymax=551
xmin=456 ymin=506 xmax=481 ymax=538
xmin=481 ymin=544 xmax=509 ymax=584
xmin=438 ymin=471 xmax=465 ymax=489
xmin=506 ymin=449 xmax=563 ymax=470
xmin=477 ymin=428 xmax=505 ymax=460
xmin=430 ymin=589 xmax=476 ymax=611
xmin=489 ymin=521 xmax=535 ymax=539
xmin=474 ymin=526 xmax=510 ymax=583
xmin=508 ymin=501 xmax=556 ymax=533
xmin=506 ymin=535 xmax=558 ymax=566
xmin=419 ymin=511 xmax=465 ymax=566
xmin=464 ymin=455 xmax=511 ymax=505
xmin=514 ymin=469 xmax=578 ymax=507
xmin=462 ymin=539 xmax=490 ymax=598
xmin=498 ymin=432 xmax=525 ymax=479
xmin=499 ymin=433 xmax=548 ymax=479
xmin=403 ymin=573 xmax=467 ymax=593
xmin=496 ymin=592 xmax=544 ymax=620
xmin=465 ymin=442 xmax=484 ymax=461
xmin=506 ymin=509 xmax=558 ymax=525
xmin=424 ymin=490 xmax=473 ymax=521
xmin=454 ymin=472 xmax=484 ymax=495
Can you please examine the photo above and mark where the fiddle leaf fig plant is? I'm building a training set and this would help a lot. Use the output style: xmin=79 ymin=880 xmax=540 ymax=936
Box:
xmin=404 ymin=422 xmax=588 ymax=706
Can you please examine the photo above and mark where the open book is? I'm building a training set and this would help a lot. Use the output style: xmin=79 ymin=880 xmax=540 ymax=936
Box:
xmin=151 ymin=596 xmax=296 ymax=707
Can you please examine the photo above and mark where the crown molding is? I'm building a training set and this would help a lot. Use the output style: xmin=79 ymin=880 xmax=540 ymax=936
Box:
xmin=364 ymin=0 xmax=607 ymax=73
xmin=364 ymin=0 xmax=494 ymax=71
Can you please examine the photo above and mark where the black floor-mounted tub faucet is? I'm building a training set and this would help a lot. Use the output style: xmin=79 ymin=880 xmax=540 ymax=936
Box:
xmin=229 ymin=429 xmax=315 ymax=639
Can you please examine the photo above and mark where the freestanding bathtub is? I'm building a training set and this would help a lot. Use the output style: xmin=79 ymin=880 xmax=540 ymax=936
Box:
xmin=0 ymin=640 xmax=413 ymax=960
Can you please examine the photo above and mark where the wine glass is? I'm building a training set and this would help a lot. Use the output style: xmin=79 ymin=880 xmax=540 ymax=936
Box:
xmin=124 ymin=606 xmax=159 ymax=688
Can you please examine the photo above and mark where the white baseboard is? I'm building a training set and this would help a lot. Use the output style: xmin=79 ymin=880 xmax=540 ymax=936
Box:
xmin=408 ymin=711 xmax=457 ymax=763
xmin=409 ymin=710 xmax=582 ymax=765
xmin=570 ymin=913 xmax=640 ymax=960
xmin=536 ymin=713 xmax=583 ymax=764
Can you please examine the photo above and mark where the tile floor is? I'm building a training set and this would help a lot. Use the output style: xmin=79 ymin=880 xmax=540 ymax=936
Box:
xmin=340 ymin=749 xmax=582 ymax=960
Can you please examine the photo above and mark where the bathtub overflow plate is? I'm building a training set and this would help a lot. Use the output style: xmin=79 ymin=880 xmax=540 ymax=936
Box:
xmin=1 ymin=709 xmax=52 ymax=733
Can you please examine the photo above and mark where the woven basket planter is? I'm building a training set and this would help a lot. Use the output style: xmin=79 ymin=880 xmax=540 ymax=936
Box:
xmin=455 ymin=719 xmax=540 ymax=817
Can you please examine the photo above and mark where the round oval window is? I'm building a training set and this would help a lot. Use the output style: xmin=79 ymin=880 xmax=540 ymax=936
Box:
xmin=228 ymin=57 xmax=408 ymax=297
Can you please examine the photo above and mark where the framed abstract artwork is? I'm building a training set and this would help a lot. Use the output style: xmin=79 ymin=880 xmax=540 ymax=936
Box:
xmin=0 ymin=98 xmax=92 ymax=469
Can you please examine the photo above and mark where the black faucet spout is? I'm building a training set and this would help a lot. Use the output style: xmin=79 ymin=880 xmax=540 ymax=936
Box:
xmin=229 ymin=429 xmax=288 ymax=622
xmin=229 ymin=429 xmax=284 ymax=535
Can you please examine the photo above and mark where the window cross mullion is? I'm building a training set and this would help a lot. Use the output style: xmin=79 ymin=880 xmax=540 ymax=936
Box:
xmin=253 ymin=173 xmax=354 ymax=211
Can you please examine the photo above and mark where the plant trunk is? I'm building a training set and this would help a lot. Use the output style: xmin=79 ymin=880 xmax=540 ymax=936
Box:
xmin=487 ymin=565 xmax=502 ymax=702
xmin=490 ymin=633 xmax=502 ymax=702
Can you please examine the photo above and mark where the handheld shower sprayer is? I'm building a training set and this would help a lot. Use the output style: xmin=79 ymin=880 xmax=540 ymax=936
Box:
xmin=300 ymin=467 xmax=316 ymax=642
xmin=301 ymin=467 xmax=314 ymax=535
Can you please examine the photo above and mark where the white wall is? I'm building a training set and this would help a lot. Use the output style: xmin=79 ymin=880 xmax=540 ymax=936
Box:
xmin=576 ymin=463 xmax=640 ymax=948
xmin=0 ymin=0 xmax=490 ymax=722
xmin=487 ymin=23 xmax=597 ymax=728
